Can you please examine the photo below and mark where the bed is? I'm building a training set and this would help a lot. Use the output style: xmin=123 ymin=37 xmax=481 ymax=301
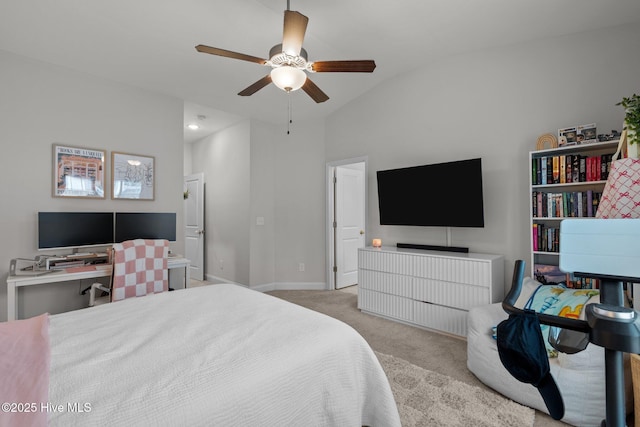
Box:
xmin=3 ymin=284 xmax=400 ymax=426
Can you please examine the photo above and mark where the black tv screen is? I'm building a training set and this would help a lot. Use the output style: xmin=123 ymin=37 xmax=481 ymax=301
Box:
xmin=38 ymin=212 xmax=114 ymax=250
xmin=376 ymin=158 xmax=485 ymax=227
xmin=115 ymin=212 xmax=176 ymax=242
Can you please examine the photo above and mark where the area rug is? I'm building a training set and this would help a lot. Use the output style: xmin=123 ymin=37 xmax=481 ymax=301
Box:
xmin=375 ymin=352 xmax=535 ymax=427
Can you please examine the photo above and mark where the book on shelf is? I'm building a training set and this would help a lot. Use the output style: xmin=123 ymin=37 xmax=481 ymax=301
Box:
xmin=572 ymin=155 xmax=580 ymax=182
xmin=531 ymin=224 xmax=560 ymax=253
xmin=531 ymin=190 xmax=601 ymax=218
xmin=533 ymin=263 xmax=600 ymax=289
xmin=532 ymin=154 xmax=612 ymax=185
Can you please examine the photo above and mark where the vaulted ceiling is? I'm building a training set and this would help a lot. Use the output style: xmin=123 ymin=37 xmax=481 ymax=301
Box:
xmin=2 ymin=1 xmax=640 ymax=141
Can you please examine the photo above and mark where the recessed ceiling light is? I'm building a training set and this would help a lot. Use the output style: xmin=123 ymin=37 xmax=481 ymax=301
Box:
xmin=187 ymin=124 xmax=200 ymax=130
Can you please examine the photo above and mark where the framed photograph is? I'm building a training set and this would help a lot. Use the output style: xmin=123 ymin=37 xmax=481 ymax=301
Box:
xmin=53 ymin=144 xmax=106 ymax=198
xmin=533 ymin=263 xmax=567 ymax=285
xmin=111 ymin=152 xmax=155 ymax=200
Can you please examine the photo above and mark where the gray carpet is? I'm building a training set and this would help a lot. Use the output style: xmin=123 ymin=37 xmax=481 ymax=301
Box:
xmin=267 ymin=288 xmax=567 ymax=427
xmin=376 ymin=351 xmax=534 ymax=427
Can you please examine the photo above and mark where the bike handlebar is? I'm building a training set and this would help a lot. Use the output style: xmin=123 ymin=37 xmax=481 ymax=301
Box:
xmin=502 ymin=260 xmax=591 ymax=333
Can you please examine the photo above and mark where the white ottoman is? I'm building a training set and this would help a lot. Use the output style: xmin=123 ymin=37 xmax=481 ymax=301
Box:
xmin=466 ymin=278 xmax=632 ymax=426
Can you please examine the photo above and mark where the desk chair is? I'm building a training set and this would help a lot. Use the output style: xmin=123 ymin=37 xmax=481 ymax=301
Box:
xmin=89 ymin=239 xmax=169 ymax=306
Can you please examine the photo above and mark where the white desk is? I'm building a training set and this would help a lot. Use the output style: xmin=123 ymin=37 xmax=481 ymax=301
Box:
xmin=6 ymin=257 xmax=190 ymax=321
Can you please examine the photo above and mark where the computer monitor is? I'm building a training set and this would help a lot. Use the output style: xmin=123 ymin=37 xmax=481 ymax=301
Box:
xmin=115 ymin=212 xmax=176 ymax=242
xmin=38 ymin=212 xmax=114 ymax=250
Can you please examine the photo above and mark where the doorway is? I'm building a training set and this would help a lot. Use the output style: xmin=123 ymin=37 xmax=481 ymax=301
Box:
xmin=326 ymin=157 xmax=367 ymax=290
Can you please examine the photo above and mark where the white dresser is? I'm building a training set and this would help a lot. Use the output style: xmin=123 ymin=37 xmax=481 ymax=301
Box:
xmin=357 ymin=246 xmax=504 ymax=337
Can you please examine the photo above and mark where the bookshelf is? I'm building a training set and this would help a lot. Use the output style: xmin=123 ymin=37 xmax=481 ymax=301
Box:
xmin=529 ymin=140 xmax=618 ymax=288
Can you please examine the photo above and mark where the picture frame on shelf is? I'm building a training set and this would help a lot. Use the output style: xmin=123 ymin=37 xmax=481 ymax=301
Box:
xmin=533 ymin=263 xmax=566 ymax=284
xmin=52 ymin=144 xmax=106 ymax=199
xmin=111 ymin=152 xmax=155 ymax=200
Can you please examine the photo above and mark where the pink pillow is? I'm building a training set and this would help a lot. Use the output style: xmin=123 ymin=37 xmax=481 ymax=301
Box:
xmin=0 ymin=313 xmax=50 ymax=427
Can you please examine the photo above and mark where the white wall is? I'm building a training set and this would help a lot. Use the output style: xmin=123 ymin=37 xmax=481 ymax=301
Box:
xmin=0 ymin=50 xmax=185 ymax=321
xmin=325 ymin=23 xmax=640 ymax=293
xmin=274 ymin=119 xmax=326 ymax=288
xmin=249 ymin=121 xmax=277 ymax=287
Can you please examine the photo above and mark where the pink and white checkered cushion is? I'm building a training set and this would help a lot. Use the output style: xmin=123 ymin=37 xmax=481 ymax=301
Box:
xmin=112 ymin=239 xmax=169 ymax=302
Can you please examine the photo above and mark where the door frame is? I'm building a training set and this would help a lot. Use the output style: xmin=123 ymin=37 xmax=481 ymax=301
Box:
xmin=325 ymin=156 xmax=368 ymax=290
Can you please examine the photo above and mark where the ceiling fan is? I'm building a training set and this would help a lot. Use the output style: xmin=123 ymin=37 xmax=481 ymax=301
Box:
xmin=195 ymin=1 xmax=376 ymax=103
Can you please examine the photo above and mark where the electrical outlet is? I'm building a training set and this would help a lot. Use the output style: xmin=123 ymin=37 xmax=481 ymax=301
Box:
xmin=298 ymin=263 xmax=305 ymax=272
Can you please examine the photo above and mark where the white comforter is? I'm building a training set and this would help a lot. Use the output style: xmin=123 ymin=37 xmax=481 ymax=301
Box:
xmin=48 ymin=284 xmax=400 ymax=426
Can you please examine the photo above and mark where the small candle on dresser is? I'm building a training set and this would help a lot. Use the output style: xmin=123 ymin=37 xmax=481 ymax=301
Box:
xmin=372 ymin=238 xmax=382 ymax=248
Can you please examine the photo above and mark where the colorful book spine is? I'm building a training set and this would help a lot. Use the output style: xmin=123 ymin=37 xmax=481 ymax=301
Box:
xmin=565 ymin=155 xmax=572 ymax=183
xmin=572 ymin=155 xmax=580 ymax=182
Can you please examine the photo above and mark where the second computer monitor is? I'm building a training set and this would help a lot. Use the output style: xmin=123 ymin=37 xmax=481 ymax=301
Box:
xmin=115 ymin=212 xmax=176 ymax=243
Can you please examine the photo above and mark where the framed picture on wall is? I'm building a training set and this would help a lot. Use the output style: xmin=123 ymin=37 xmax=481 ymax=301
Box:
xmin=52 ymin=144 xmax=106 ymax=198
xmin=111 ymin=152 xmax=155 ymax=200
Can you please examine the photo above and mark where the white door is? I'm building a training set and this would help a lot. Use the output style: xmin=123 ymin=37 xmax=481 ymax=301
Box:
xmin=184 ymin=173 xmax=205 ymax=282
xmin=335 ymin=166 xmax=366 ymax=289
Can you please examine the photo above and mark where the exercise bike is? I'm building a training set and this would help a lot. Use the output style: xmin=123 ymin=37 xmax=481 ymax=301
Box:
xmin=501 ymin=219 xmax=640 ymax=427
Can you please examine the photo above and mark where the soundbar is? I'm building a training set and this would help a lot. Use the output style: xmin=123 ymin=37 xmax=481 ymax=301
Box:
xmin=397 ymin=243 xmax=469 ymax=253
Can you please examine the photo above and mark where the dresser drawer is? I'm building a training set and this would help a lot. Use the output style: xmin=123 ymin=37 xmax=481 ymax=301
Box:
xmin=359 ymin=269 xmax=412 ymax=298
xmin=413 ymin=256 xmax=492 ymax=286
xmin=413 ymin=278 xmax=491 ymax=310
xmin=412 ymin=301 xmax=468 ymax=337
xmin=358 ymin=249 xmax=414 ymax=275
xmin=358 ymin=289 xmax=413 ymax=322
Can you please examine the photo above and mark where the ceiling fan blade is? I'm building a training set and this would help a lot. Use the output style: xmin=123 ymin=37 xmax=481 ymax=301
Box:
xmin=195 ymin=45 xmax=267 ymax=65
xmin=238 ymin=75 xmax=272 ymax=96
xmin=310 ymin=60 xmax=376 ymax=73
xmin=282 ymin=10 xmax=308 ymax=56
xmin=301 ymin=77 xmax=329 ymax=103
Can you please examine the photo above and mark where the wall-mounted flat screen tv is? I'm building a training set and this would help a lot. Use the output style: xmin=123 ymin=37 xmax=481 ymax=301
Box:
xmin=115 ymin=212 xmax=177 ymax=242
xmin=38 ymin=212 xmax=114 ymax=250
xmin=376 ymin=158 xmax=485 ymax=227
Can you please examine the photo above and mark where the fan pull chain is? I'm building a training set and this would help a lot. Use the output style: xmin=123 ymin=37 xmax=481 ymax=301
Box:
xmin=287 ymin=92 xmax=293 ymax=135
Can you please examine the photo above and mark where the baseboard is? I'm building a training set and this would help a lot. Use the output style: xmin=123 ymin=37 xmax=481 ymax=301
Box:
xmin=203 ymin=274 xmax=246 ymax=287
xmin=250 ymin=282 xmax=328 ymax=292
xmin=203 ymin=274 xmax=327 ymax=293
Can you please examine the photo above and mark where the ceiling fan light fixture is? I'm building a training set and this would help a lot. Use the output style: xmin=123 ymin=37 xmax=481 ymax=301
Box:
xmin=270 ymin=66 xmax=306 ymax=92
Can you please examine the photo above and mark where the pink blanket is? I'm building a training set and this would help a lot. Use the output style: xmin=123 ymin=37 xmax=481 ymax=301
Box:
xmin=0 ymin=313 xmax=50 ymax=427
